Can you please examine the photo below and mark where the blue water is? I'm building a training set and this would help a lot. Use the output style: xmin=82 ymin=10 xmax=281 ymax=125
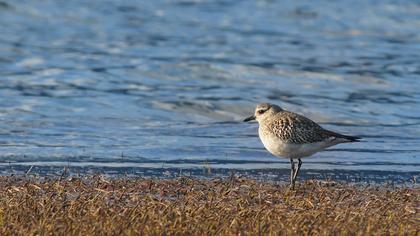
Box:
xmin=0 ymin=0 xmax=419 ymax=181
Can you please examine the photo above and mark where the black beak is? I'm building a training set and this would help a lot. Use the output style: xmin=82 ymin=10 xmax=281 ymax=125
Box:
xmin=243 ymin=115 xmax=256 ymax=122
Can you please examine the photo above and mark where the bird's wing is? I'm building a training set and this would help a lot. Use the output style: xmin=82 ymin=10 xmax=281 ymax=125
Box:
xmin=265 ymin=111 xmax=337 ymax=144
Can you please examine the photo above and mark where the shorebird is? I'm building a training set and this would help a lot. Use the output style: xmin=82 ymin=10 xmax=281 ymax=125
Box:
xmin=244 ymin=103 xmax=360 ymax=188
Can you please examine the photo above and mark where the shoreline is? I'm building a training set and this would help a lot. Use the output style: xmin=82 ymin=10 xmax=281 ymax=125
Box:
xmin=0 ymin=176 xmax=418 ymax=235
xmin=1 ymin=164 xmax=418 ymax=186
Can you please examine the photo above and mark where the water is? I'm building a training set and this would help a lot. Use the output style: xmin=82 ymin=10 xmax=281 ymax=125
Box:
xmin=0 ymin=0 xmax=419 ymax=182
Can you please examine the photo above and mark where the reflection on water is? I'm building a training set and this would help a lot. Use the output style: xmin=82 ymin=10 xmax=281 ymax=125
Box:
xmin=0 ymin=0 xmax=419 ymax=181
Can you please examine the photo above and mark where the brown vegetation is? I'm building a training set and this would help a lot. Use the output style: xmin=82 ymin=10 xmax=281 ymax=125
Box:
xmin=0 ymin=176 xmax=418 ymax=235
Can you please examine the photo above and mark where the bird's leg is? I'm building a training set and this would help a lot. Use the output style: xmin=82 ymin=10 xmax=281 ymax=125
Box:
xmin=292 ymin=159 xmax=303 ymax=184
xmin=290 ymin=159 xmax=295 ymax=189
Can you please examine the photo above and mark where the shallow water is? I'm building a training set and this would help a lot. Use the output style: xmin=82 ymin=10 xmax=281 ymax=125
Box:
xmin=0 ymin=0 xmax=419 ymax=181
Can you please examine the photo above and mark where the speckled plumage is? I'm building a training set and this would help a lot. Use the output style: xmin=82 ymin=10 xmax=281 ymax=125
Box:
xmin=244 ymin=103 xmax=361 ymax=188
xmin=260 ymin=111 xmax=354 ymax=144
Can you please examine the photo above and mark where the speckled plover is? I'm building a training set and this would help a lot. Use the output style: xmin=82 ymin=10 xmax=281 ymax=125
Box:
xmin=244 ymin=103 xmax=360 ymax=188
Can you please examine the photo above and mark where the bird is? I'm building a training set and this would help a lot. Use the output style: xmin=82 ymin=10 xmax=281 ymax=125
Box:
xmin=243 ymin=103 xmax=360 ymax=188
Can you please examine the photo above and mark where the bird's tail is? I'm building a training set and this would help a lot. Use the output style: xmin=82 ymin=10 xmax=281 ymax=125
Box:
xmin=341 ymin=134 xmax=361 ymax=142
xmin=323 ymin=130 xmax=361 ymax=142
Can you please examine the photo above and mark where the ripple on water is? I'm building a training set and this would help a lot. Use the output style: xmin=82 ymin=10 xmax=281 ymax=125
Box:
xmin=0 ymin=0 xmax=419 ymax=180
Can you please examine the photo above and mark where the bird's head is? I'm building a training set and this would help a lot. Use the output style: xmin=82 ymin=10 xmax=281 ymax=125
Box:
xmin=243 ymin=103 xmax=283 ymax=123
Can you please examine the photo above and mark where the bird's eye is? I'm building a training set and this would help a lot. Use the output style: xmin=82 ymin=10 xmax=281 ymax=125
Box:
xmin=257 ymin=110 xmax=265 ymax=114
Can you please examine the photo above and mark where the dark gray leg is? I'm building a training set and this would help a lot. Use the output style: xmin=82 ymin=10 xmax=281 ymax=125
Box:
xmin=292 ymin=159 xmax=303 ymax=184
xmin=290 ymin=159 xmax=295 ymax=188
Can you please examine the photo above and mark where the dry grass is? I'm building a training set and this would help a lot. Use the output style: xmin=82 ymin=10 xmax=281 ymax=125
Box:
xmin=0 ymin=176 xmax=418 ymax=235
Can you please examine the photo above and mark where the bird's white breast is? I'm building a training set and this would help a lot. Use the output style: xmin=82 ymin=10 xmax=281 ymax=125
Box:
xmin=258 ymin=127 xmax=339 ymax=159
